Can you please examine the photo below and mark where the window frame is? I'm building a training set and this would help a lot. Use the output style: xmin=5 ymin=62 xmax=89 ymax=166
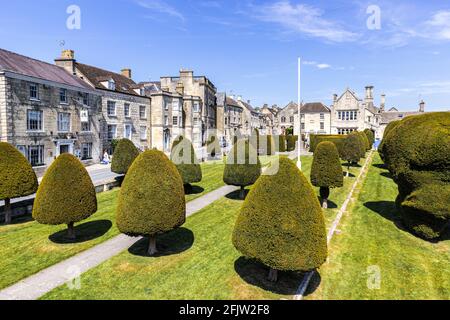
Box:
xmin=57 ymin=112 xmax=71 ymax=133
xmin=27 ymin=110 xmax=43 ymax=132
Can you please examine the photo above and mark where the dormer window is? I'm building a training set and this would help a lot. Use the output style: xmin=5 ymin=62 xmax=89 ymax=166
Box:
xmin=108 ymin=80 xmax=115 ymax=90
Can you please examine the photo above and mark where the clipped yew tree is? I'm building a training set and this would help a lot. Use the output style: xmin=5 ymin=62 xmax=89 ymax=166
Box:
xmin=358 ymin=131 xmax=371 ymax=152
xmin=383 ymin=112 xmax=450 ymax=240
xmin=379 ymin=120 xmax=401 ymax=164
xmin=233 ymin=157 xmax=327 ymax=282
xmin=341 ymin=134 xmax=361 ymax=176
xmin=353 ymin=132 xmax=366 ymax=158
xmin=111 ymin=138 xmax=140 ymax=174
xmin=170 ymin=136 xmax=202 ymax=188
xmin=310 ymin=142 xmax=344 ymax=208
xmin=116 ymin=150 xmax=185 ymax=255
xmin=278 ymin=135 xmax=286 ymax=152
xmin=224 ymin=139 xmax=261 ymax=200
xmin=33 ymin=154 xmax=97 ymax=239
xmin=364 ymin=129 xmax=375 ymax=149
xmin=0 ymin=142 xmax=38 ymax=225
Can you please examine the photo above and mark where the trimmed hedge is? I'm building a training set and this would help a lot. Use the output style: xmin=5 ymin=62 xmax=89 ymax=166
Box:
xmin=171 ymin=136 xmax=202 ymax=185
xmin=383 ymin=112 xmax=450 ymax=239
xmin=232 ymin=157 xmax=327 ymax=277
xmin=286 ymin=135 xmax=298 ymax=152
xmin=116 ymin=150 xmax=186 ymax=254
xmin=33 ymin=154 xmax=97 ymax=238
xmin=309 ymin=134 xmax=347 ymax=158
xmin=0 ymin=142 xmax=38 ymax=224
xmin=310 ymin=142 xmax=343 ymax=208
xmin=341 ymin=133 xmax=362 ymax=173
xmin=111 ymin=139 xmax=140 ymax=174
xmin=278 ymin=135 xmax=286 ymax=152
xmin=379 ymin=120 xmax=401 ymax=163
xmin=224 ymin=139 xmax=261 ymax=199
xmin=353 ymin=132 xmax=367 ymax=158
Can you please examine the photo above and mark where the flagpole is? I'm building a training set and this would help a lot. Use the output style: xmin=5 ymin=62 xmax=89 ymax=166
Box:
xmin=297 ymin=57 xmax=302 ymax=170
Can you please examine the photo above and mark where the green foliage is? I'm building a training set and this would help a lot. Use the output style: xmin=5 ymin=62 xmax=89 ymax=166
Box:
xmin=0 ymin=142 xmax=38 ymax=201
xmin=111 ymin=139 xmax=140 ymax=174
xmin=286 ymin=135 xmax=298 ymax=152
xmin=352 ymin=132 xmax=367 ymax=158
xmin=206 ymin=135 xmax=220 ymax=158
xmin=309 ymin=134 xmax=347 ymax=158
xmin=364 ymin=129 xmax=375 ymax=149
xmin=379 ymin=120 xmax=401 ymax=163
xmin=33 ymin=154 xmax=97 ymax=225
xmin=259 ymin=135 xmax=275 ymax=155
xmin=116 ymin=150 xmax=186 ymax=236
xmin=232 ymin=157 xmax=327 ymax=271
xmin=278 ymin=135 xmax=286 ymax=152
xmin=358 ymin=131 xmax=370 ymax=151
xmin=342 ymin=134 xmax=362 ymax=165
xmin=383 ymin=112 xmax=450 ymax=239
xmin=223 ymin=139 xmax=261 ymax=188
xmin=171 ymin=136 xmax=202 ymax=185
xmin=310 ymin=142 xmax=344 ymax=188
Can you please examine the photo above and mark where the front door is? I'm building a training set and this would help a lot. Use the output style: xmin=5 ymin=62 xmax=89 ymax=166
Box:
xmin=60 ymin=144 xmax=70 ymax=154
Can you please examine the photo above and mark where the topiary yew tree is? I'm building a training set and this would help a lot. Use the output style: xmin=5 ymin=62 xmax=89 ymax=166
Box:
xmin=278 ymin=135 xmax=286 ymax=152
xmin=116 ymin=150 xmax=185 ymax=255
xmin=310 ymin=141 xmax=344 ymax=208
xmin=341 ymin=134 xmax=361 ymax=176
xmin=364 ymin=129 xmax=375 ymax=150
xmin=0 ymin=142 xmax=38 ymax=225
xmin=33 ymin=154 xmax=97 ymax=239
xmin=224 ymin=139 xmax=261 ymax=200
xmin=358 ymin=131 xmax=370 ymax=152
xmin=233 ymin=157 xmax=328 ymax=282
xmin=379 ymin=120 xmax=401 ymax=164
xmin=171 ymin=136 xmax=202 ymax=189
xmin=111 ymin=138 xmax=140 ymax=175
xmin=383 ymin=112 xmax=450 ymax=240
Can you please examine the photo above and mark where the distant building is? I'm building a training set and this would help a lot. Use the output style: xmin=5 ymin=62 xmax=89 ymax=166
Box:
xmin=294 ymin=102 xmax=331 ymax=138
xmin=377 ymin=101 xmax=426 ymax=139
xmin=216 ymin=93 xmax=243 ymax=146
xmin=0 ymin=48 xmax=102 ymax=175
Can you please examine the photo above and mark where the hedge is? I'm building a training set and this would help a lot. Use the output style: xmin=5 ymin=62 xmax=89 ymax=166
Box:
xmin=116 ymin=150 xmax=186 ymax=255
xmin=0 ymin=142 xmax=38 ymax=224
xmin=278 ymin=135 xmax=286 ymax=152
xmin=232 ymin=157 xmax=327 ymax=281
xmin=286 ymin=135 xmax=298 ymax=152
xmin=341 ymin=133 xmax=362 ymax=174
xmin=171 ymin=136 xmax=202 ymax=186
xmin=379 ymin=120 xmax=402 ymax=164
xmin=309 ymin=134 xmax=347 ymax=158
xmin=383 ymin=112 xmax=450 ymax=239
xmin=111 ymin=138 xmax=140 ymax=174
xmin=33 ymin=154 xmax=97 ymax=239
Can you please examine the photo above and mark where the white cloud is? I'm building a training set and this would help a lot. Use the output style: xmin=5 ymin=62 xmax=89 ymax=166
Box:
xmin=425 ymin=11 xmax=450 ymax=40
xmin=136 ymin=0 xmax=185 ymax=21
xmin=252 ymin=1 xmax=359 ymax=43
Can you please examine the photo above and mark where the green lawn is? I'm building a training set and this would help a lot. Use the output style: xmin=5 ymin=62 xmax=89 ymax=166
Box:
xmin=42 ymin=156 xmax=365 ymax=300
xmin=0 ymin=161 xmax=226 ymax=290
xmin=306 ymin=153 xmax=450 ymax=300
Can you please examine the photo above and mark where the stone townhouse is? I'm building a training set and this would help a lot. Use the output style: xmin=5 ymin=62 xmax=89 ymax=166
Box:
xmin=138 ymin=81 xmax=202 ymax=152
xmin=293 ymin=102 xmax=332 ymax=140
xmin=277 ymin=102 xmax=298 ymax=134
xmin=330 ymin=86 xmax=381 ymax=136
xmin=0 ymin=48 xmax=102 ymax=176
xmin=235 ymin=97 xmax=260 ymax=136
xmin=259 ymin=104 xmax=280 ymax=135
xmin=54 ymin=50 xmax=151 ymax=154
xmin=160 ymin=70 xmax=217 ymax=146
xmin=216 ymin=93 xmax=243 ymax=146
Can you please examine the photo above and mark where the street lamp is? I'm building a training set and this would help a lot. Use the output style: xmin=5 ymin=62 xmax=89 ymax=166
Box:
xmin=297 ymin=57 xmax=302 ymax=170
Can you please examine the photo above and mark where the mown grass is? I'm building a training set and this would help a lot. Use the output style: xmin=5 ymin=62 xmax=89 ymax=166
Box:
xmin=0 ymin=161 xmax=226 ymax=290
xmin=306 ymin=153 xmax=450 ymax=300
xmin=42 ymin=156 xmax=365 ymax=300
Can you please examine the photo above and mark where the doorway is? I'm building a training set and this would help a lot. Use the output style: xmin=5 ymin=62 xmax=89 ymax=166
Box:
xmin=59 ymin=144 xmax=70 ymax=155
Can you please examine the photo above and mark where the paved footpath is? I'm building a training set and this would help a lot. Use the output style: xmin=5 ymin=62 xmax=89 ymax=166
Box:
xmin=0 ymin=185 xmax=239 ymax=301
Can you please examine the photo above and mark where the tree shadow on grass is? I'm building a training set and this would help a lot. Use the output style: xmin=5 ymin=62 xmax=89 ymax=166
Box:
xmin=342 ymin=162 xmax=362 ymax=168
xmin=225 ymin=189 xmax=249 ymax=201
xmin=343 ymin=172 xmax=356 ymax=178
xmin=317 ymin=197 xmax=338 ymax=209
xmin=380 ymin=172 xmax=393 ymax=179
xmin=128 ymin=227 xmax=194 ymax=258
xmin=49 ymin=220 xmax=112 ymax=244
xmin=184 ymin=185 xmax=204 ymax=195
xmin=234 ymin=257 xmax=320 ymax=296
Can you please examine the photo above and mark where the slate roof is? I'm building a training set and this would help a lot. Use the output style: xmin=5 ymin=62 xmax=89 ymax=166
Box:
xmin=302 ymin=102 xmax=331 ymax=113
xmin=0 ymin=48 xmax=92 ymax=90
xmin=226 ymin=96 xmax=242 ymax=108
xmin=380 ymin=111 xmax=421 ymax=124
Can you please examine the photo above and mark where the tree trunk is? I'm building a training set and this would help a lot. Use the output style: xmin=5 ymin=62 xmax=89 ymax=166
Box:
xmin=268 ymin=268 xmax=278 ymax=282
xmin=239 ymin=186 xmax=245 ymax=200
xmin=322 ymin=198 xmax=328 ymax=209
xmin=67 ymin=222 xmax=76 ymax=240
xmin=148 ymin=234 xmax=158 ymax=256
xmin=4 ymin=198 xmax=11 ymax=225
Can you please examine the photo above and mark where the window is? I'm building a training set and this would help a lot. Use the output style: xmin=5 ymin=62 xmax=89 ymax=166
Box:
xmin=58 ymin=113 xmax=71 ymax=132
xmin=29 ymin=83 xmax=39 ymax=100
xmin=124 ymin=104 xmax=131 ymax=118
xmin=193 ymin=102 xmax=200 ymax=112
xmin=124 ymin=124 xmax=132 ymax=139
xmin=164 ymin=115 xmax=169 ymax=126
xmin=193 ymin=117 xmax=199 ymax=126
xmin=82 ymin=93 xmax=89 ymax=106
xmin=281 ymin=117 xmax=286 ymax=123
xmin=81 ymin=143 xmax=93 ymax=160
xmin=320 ymin=113 xmax=325 ymax=120
xmin=60 ymin=88 xmax=68 ymax=104
xmin=290 ymin=116 xmax=294 ymax=123
xmin=81 ymin=121 xmax=90 ymax=132
xmin=173 ymin=100 xmax=179 ymax=111
xmin=301 ymin=123 xmax=305 ymax=130
xmin=140 ymin=126 xmax=147 ymax=140
xmin=139 ymin=106 xmax=147 ymax=119
xmin=28 ymin=145 xmax=44 ymax=167
xmin=27 ymin=110 xmax=43 ymax=131
xmin=108 ymin=80 xmax=115 ymax=90
xmin=173 ymin=116 xmax=178 ymax=126
xmin=164 ymin=100 xmax=169 ymax=111
xmin=107 ymin=125 xmax=117 ymax=141
xmin=320 ymin=122 xmax=325 ymax=130
xmin=107 ymin=101 xmax=116 ymax=116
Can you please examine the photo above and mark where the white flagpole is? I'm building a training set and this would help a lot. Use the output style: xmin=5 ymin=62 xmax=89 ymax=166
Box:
xmin=297 ymin=57 xmax=302 ymax=170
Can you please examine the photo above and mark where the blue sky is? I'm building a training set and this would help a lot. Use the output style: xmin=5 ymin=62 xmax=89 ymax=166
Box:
xmin=1 ymin=0 xmax=449 ymax=111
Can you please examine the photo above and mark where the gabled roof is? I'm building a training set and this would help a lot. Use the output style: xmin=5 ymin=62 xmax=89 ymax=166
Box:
xmin=76 ymin=63 xmax=139 ymax=96
xmin=302 ymin=102 xmax=330 ymax=113
xmin=0 ymin=48 xmax=92 ymax=90
xmin=226 ymin=96 xmax=242 ymax=108
xmin=336 ymin=88 xmax=361 ymax=102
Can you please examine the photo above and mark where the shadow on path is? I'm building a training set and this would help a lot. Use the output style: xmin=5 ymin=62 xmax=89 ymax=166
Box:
xmin=184 ymin=185 xmax=205 ymax=195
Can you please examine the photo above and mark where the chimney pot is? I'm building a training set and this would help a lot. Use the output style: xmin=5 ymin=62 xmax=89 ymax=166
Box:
xmin=121 ymin=68 xmax=132 ymax=79
xmin=419 ymin=100 xmax=425 ymax=112
xmin=61 ymin=50 xmax=75 ymax=59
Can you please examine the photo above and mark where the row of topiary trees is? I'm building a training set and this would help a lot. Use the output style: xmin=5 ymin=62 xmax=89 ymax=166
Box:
xmin=378 ymin=112 xmax=449 ymax=240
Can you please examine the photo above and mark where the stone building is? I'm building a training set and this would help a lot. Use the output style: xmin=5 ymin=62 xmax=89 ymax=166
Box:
xmin=277 ymin=102 xmax=298 ymax=134
xmin=377 ymin=101 xmax=426 ymax=139
xmin=259 ymin=104 xmax=280 ymax=135
xmin=294 ymin=102 xmax=331 ymax=139
xmin=217 ymin=93 xmax=243 ymax=146
xmin=0 ymin=48 xmax=102 ymax=175
xmin=55 ymin=50 xmax=151 ymax=154
xmin=160 ymin=70 xmax=217 ymax=146
xmin=235 ymin=97 xmax=260 ymax=136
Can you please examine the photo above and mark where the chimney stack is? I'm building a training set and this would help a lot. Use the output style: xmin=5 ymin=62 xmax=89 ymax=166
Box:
xmin=419 ymin=100 xmax=425 ymax=113
xmin=55 ymin=50 xmax=76 ymax=76
xmin=333 ymin=94 xmax=338 ymax=104
xmin=380 ymin=94 xmax=386 ymax=112
xmin=176 ymin=81 xmax=184 ymax=96
xmin=247 ymin=100 xmax=251 ymax=105
xmin=365 ymin=86 xmax=374 ymax=103
xmin=121 ymin=68 xmax=132 ymax=79
xmin=237 ymin=95 xmax=242 ymax=101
